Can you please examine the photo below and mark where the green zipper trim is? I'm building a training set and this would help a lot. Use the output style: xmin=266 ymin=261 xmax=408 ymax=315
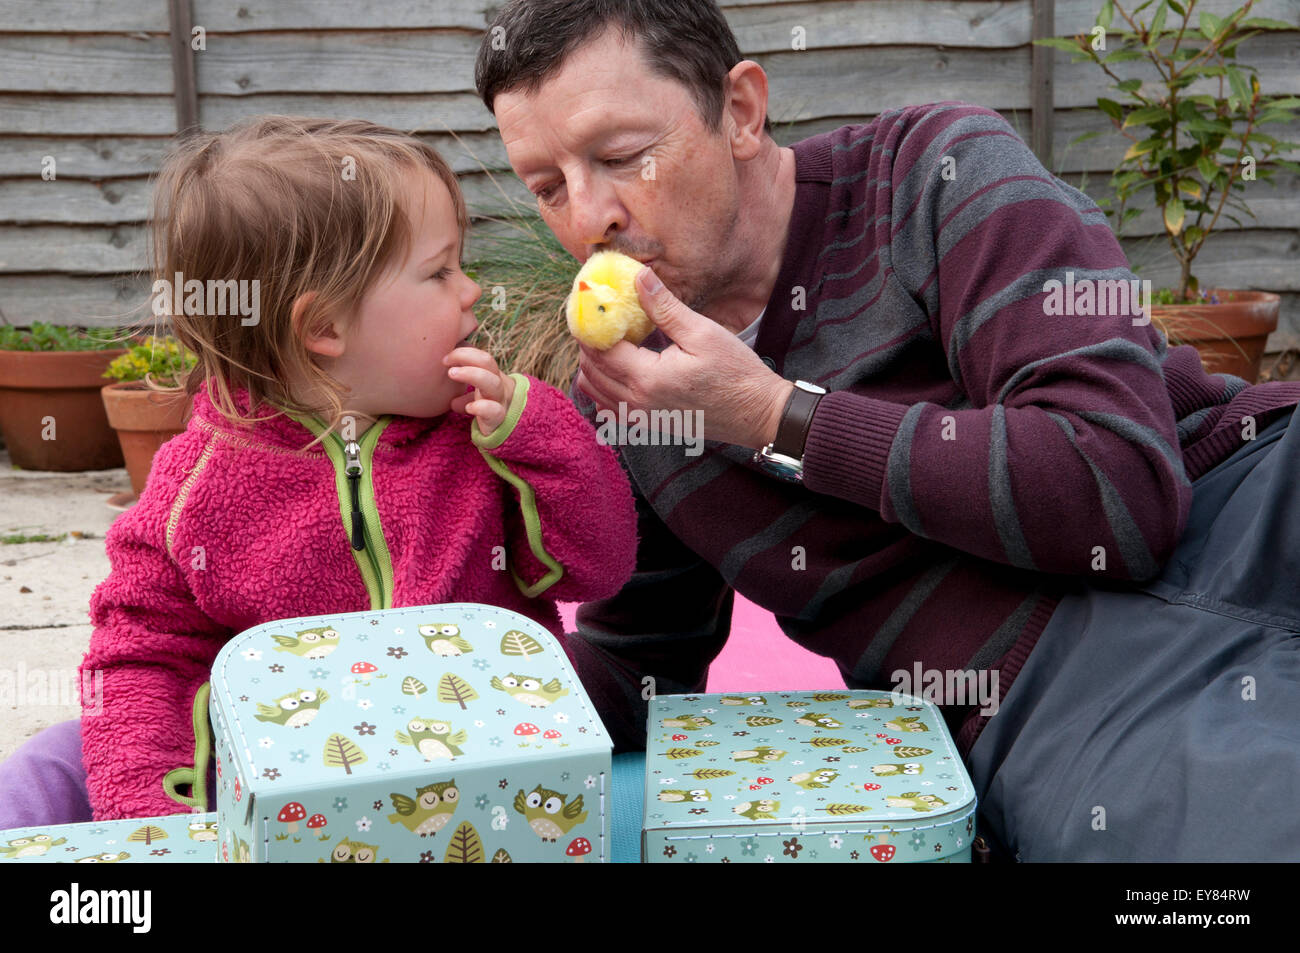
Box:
xmin=162 ymin=681 xmax=212 ymax=812
xmin=470 ymin=375 xmax=565 ymax=598
xmin=288 ymin=412 xmax=396 ymax=610
xmin=473 ymin=372 xmax=531 ymax=450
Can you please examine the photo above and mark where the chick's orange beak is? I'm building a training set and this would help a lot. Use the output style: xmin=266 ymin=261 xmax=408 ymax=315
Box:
xmin=578 ymin=280 xmax=590 ymax=291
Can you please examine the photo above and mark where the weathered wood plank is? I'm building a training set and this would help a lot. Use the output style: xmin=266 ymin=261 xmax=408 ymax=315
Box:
xmin=0 ymin=274 xmax=154 ymax=326
xmin=0 ymin=178 xmax=152 ymax=225
xmin=1055 ymin=0 xmax=1298 ymax=34
xmin=193 ymin=31 xmax=480 ymax=95
xmin=186 ymin=30 xmax=1044 ymax=99
xmin=1048 ymin=108 xmax=1300 ymax=174
xmin=181 ymin=0 xmax=830 ymax=33
xmin=1052 ymin=31 xmax=1300 ymax=110
xmin=0 ymin=137 xmax=170 ymax=178
xmin=1120 ymin=228 xmax=1300 ymax=291
xmin=727 ymin=1 xmax=1036 ymax=51
xmin=0 ymin=96 xmax=179 ymax=136
xmin=197 ymin=93 xmax=497 ymax=135
xmin=0 ymin=1 xmax=166 ymax=32
xmin=0 ymin=131 xmax=516 ymax=179
xmin=0 ymin=225 xmax=148 ymax=274
xmin=0 ymin=34 xmax=173 ymax=94
xmin=1060 ymin=170 xmax=1300 ymax=236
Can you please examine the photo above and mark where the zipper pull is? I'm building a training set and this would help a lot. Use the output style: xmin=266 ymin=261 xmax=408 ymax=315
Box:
xmin=344 ymin=440 xmax=365 ymax=552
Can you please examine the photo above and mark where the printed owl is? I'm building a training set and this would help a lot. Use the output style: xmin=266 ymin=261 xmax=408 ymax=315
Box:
xmin=719 ymin=695 xmax=768 ymax=706
xmin=187 ymin=820 xmax=219 ymax=841
xmin=732 ymin=746 xmax=787 ymax=764
xmin=272 ymin=626 xmax=341 ymax=659
xmin=232 ymin=834 xmax=251 ymax=863
xmin=885 ymin=792 xmax=948 ymax=813
xmin=0 ymin=834 xmax=66 ymax=858
xmin=733 ymin=799 xmax=780 ymax=820
xmin=254 ymin=687 xmax=329 ymax=728
xmin=419 ymin=623 xmax=474 ymax=656
xmin=394 ymin=718 xmax=467 ymax=761
xmin=657 ymin=788 xmax=712 ymax=803
xmin=846 ymin=697 xmax=894 ymax=709
xmin=513 ymin=785 xmax=588 ymax=841
xmin=328 ymin=838 xmax=383 ymax=863
xmin=884 ymin=716 xmax=929 ymax=733
xmin=788 ymin=769 xmax=839 ymax=789
xmin=871 ymin=762 xmax=924 ymax=777
xmin=793 ymin=712 xmax=843 ymax=729
xmin=490 ymin=673 xmax=570 ymax=708
xmin=73 ymin=851 xmax=130 ymax=863
xmin=388 ymin=779 xmax=461 ymax=836
xmin=660 ymin=714 xmax=713 ymax=730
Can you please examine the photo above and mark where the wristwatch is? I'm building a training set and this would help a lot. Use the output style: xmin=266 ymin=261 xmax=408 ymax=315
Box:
xmin=751 ymin=380 xmax=827 ymax=483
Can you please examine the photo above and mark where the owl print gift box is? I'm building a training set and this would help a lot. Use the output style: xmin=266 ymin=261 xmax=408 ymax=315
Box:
xmin=209 ymin=604 xmax=610 ymax=863
xmin=643 ymin=690 xmax=976 ymax=863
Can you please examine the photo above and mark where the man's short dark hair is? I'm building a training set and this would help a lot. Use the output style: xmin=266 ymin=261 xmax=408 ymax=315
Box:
xmin=475 ymin=0 xmax=773 ymax=137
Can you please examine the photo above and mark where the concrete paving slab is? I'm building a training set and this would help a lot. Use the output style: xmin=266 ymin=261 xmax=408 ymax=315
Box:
xmin=0 ymin=448 xmax=128 ymax=761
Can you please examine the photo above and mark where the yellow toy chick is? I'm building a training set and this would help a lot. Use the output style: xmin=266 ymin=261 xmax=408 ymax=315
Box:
xmin=565 ymin=251 xmax=655 ymax=349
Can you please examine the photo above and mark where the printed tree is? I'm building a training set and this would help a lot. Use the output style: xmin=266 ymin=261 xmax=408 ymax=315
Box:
xmin=490 ymin=848 xmax=512 ymax=863
xmin=443 ymin=821 xmax=484 ymax=863
xmin=437 ymin=673 xmax=478 ymax=709
xmin=322 ymin=733 xmax=367 ymax=774
xmin=499 ymin=629 xmax=543 ymax=658
xmin=401 ymin=676 xmax=427 ymax=697
xmin=127 ymin=825 xmax=168 ymax=845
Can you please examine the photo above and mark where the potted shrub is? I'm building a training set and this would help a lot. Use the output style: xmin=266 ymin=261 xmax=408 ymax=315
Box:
xmin=1041 ymin=0 xmax=1300 ymax=380
xmin=101 ymin=335 xmax=198 ymax=501
xmin=0 ymin=322 xmax=129 ymax=471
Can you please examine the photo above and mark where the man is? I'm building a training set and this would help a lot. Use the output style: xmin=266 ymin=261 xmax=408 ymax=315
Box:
xmin=474 ymin=0 xmax=1300 ymax=860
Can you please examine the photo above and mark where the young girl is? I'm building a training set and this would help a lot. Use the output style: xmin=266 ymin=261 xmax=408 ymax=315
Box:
xmin=0 ymin=115 xmax=637 ymax=824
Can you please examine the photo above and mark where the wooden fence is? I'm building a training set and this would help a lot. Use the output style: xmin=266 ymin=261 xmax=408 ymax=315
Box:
xmin=1 ymin=0 xmax=1296 ymax=351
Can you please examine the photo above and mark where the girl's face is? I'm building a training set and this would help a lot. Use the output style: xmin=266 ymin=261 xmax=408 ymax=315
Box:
xmin=325 ymin=169 xmax=481 ymax=421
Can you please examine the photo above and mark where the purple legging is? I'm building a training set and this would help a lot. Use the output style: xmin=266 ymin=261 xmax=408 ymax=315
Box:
xmin=0 ymin=719 xmax=214 ymax=828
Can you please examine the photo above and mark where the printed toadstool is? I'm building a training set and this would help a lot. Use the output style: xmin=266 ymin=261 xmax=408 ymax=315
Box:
xmin=306 ymin=814 xmax=328 ymax=839
xmin=543 ymin=729 xmax=562 ymax=744
xmin=514 ymin=723 xmax=539 ymax=741
xmin=566 ymin=837 xmax=592 ymax=863
xmin=277 ymin=801 xmax=306 ymax=834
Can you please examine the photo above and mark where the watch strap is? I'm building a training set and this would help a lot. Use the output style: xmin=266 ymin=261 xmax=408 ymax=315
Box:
xmin=772 ymin=384 xmax=823 ymax=459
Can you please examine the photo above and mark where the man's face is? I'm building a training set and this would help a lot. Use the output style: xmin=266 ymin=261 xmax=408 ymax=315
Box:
xmin=494 ymin=27 xmax=744 ymax=314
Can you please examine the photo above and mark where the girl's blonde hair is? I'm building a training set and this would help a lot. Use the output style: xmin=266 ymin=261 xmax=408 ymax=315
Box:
xmin=150 ymin=115 xmax=469 ymax=434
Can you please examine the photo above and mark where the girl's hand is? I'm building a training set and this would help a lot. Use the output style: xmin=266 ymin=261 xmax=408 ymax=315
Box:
xmin=444 ymin=347 xmax=516 ymax=436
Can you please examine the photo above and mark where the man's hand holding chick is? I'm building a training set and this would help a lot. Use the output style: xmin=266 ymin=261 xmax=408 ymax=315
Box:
xmin=575 ymin=266 xmax=795 ymax=451
xmin=444 ymin=347 xmax=517 ymax=436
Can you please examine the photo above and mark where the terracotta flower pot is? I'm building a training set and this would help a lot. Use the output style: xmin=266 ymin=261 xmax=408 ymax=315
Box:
xmin=101 ymin=381 xmax=193 ymax=496
xmin=1150 ymin=290 xmax=1280 ymax=383
xmin=0 ymin=348 xmax=127 ymax=471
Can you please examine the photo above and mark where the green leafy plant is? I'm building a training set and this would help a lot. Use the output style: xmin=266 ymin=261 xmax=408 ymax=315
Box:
xmin=1038 ymin=0 xmax=1300 ymax=301
xmin=0 ymin=322 xmax=125 ymax=351
xmin=102 ymin=336 xmax=197 ymax=389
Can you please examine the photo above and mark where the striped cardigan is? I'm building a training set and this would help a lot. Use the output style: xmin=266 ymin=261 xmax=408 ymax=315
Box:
xmin=563 ymin=101 xmax=1300 ymax=755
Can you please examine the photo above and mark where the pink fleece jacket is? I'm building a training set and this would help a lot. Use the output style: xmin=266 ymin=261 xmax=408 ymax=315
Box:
xmin=80 ymin=373 xmax=637 ymax=820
